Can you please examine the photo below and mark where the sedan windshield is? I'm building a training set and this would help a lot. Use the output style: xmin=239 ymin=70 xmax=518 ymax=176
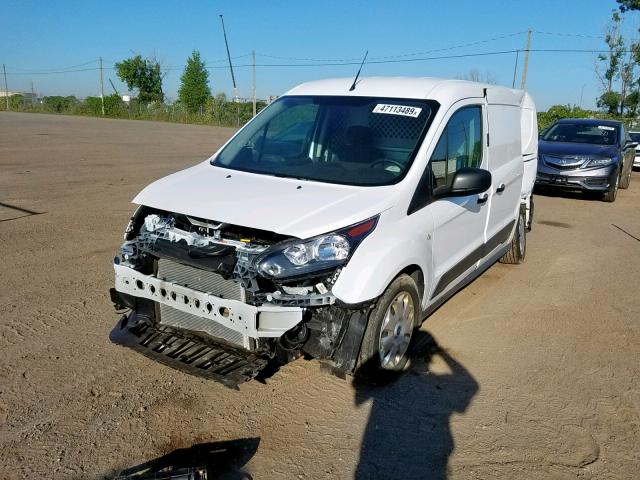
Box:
xmin=212 ymin=96 xmax=437 ymax=186
xmin=630 ymin=132 xmax=640 ymax=143
xmin=542 ymin=122 xmax=619 ymax=146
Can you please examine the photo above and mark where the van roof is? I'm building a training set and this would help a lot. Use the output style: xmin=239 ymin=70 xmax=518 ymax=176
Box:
xmin=284 ymin=76 xmax=526 ymax=107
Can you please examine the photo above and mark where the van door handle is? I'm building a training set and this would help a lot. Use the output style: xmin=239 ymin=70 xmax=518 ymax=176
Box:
xmin=496 ymin=183 xmax=506 ymax=193
xmin=477 ymin=193 xmax=489 ymax=204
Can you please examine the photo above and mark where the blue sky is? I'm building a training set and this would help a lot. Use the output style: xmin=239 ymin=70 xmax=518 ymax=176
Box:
xmin=1 ymin=0 xmax=638 ymax=110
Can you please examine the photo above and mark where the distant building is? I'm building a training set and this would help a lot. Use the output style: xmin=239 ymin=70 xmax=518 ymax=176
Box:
xmin=0 ymin=91 xmax=38 ymax=102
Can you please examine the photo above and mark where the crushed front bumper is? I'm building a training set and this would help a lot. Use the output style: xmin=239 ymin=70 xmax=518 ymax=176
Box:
xmin=111 ymin=264 xmax=371 ymax=385
xmin=114 ymin=263 xmax=303 ymax=346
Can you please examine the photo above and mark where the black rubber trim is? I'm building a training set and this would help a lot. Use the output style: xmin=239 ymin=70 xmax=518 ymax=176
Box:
xmin=430 ymin=219 xmax=515 ymax=298
xmin=109 ymin=315 xmax=269 ymax=389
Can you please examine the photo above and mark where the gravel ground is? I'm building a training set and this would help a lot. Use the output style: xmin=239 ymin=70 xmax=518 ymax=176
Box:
xmin=1 ymin=112 xmax=639 ymax=480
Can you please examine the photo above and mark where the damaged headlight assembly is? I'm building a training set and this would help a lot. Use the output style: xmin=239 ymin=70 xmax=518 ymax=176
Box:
xmin=257 ymin=216 xmax=379 ymax=280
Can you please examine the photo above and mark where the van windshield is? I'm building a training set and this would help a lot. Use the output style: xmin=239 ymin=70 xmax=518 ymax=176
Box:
xmin=212 ymin=96 xmax=437 ymax=186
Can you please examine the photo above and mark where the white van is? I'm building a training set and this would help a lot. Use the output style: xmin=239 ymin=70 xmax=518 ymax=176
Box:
xmin=110 ymin=77 xmax=537 ymax=386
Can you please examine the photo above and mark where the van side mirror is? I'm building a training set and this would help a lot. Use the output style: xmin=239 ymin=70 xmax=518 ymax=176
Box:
xmin=434 ymin=167 xmax=492 ymax=198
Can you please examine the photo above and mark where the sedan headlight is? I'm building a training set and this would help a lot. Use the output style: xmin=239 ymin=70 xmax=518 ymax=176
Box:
xmin=584 ymin=157 xmax=615 ymax=168
xmin=257 ymin=216 xmax=378 ymax=279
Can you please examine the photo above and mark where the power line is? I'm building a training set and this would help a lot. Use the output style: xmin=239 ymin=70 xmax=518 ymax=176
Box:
xmin=257 ymin=31 xmax=528 ymax=63
xmin=533 ymin=30 xmax=605 ymax=39
xmin=3 ymin=58 xmax=99 ymax=73
xmin=3 ymin=48 xmax=635 ymax=75
xmin=226 ymin=48 xmax=640 ymax=69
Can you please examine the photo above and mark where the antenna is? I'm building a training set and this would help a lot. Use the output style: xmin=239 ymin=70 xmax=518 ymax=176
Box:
xmin=219 ymin=15 xmax=237 ymax=95
xmin=349 ymin=51 xmax=368 ymax=92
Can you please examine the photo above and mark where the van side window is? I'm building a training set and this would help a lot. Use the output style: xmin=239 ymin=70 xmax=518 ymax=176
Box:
xmin=430 ymin=106 xmax=483 ymax=189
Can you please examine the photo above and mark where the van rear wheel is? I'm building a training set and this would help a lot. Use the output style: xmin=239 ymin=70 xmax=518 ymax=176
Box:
xmin=356 ymin=274 xmax=420 ymax=380
xmin=500 ymin=208 xmax=526 ymax=265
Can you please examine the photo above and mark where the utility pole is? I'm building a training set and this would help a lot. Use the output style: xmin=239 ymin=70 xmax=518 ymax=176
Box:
xmin=252 ymin=50 xmax=256 ymax=117
xmin=520 ymin=29 xmax=532 ymax=90
xmin=579 ymin=84 xmax=586 ymax=109
xmin=30 ymin=81 xmax=35 ymax=106
xmin=99 ymin=57 xmax=105 ymax=116
xmin=3 ymin=64 xmax=9 ymax=110
xmin=511 ymin=50 xmax=519 ymax=89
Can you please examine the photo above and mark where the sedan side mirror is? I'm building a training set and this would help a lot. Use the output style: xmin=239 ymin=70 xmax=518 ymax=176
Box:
xmin=434 ymin=167 xmax=492 ymax=198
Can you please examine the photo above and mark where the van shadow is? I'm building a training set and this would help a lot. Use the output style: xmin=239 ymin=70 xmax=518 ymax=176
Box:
xmin=353 ymin=331 xmax=478 ymax=480
xmin=110 ymin=438 xmax=260 ymax=480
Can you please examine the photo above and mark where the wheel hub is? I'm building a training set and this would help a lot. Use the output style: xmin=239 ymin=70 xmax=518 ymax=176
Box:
xmin=378 ymin=291 xmax=415 ymax=370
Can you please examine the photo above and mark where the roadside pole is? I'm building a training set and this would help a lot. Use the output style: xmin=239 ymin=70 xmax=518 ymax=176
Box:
xmin=520 ymin=29 xmax=532 ymax=90
xmin=30 ymin=81 xmax=35 ymax=106
xmin=3 ymin=64 xmax=9 ymax=110
xmin=252 ymin=50 xmax=256 ymax=117
xmin=99 ymin=57 xmax=105 ymax=116
xmin=511 ymin=50 xmax=519 ymax=88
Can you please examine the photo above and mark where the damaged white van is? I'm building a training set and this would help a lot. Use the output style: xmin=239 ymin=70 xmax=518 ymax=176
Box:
xmin=110 ymin=77 xmax=537 ymax=386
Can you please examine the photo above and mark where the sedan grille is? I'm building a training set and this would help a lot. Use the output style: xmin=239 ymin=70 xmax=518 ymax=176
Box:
xmin=543 ymin=155 xmax=585 ymax=170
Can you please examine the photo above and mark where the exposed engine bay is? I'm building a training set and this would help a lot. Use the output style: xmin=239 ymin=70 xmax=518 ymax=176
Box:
xmin=110 ymin=206 xmax=373 ymax=387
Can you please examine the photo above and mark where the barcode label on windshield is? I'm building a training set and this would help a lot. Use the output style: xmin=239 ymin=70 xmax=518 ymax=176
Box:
xmin=373 ymin=104 xmax=422 ymax=118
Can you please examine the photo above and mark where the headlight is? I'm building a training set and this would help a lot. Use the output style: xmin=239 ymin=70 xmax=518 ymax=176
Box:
xmin=584 ymin=157 xmax=614 ymax=168
xmin=257 ymin=216 xmax=378 ymax=280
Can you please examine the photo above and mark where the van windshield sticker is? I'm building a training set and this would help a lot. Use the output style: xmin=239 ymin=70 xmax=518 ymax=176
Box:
xmin=373 ymin=104 xmax=422 ymax=118
xmin=597 ymin=125 xmax=615 ymax=131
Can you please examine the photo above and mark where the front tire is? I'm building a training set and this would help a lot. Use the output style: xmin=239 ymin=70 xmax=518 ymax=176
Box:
xmin=356 ymin=274 xmax=420 ymax=380
xmin=602 ymin=170 xmax=619 ymax=202
xmin=500 ymin=207 xmax=526 ymax=264
xmin=619 ymin=167 xmax=631 ymax=189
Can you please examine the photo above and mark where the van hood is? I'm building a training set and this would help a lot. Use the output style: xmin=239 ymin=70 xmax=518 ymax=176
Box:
xmin=133 ymin=162 xmax=396 ymax=239
xmin=538 ymin=140 xmax=619 ymax=158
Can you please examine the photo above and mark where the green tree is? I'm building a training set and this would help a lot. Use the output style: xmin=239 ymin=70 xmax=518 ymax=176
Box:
xmin=617 ymin=0 xmax=640 ymax=12
xmin=623 ymin=90 xmax=640 ymax=116
xmin=115 ymin=55 xmax=164 ymax=103
xmin=597 ymin=91 xmax=623 ymax=114
xmin=178 ymin=50 xmax=211 ymax=113
xmin=42 ymin=95 xmax=79 ymax=113
xmin=596 ymin=12 xmax=625 ymax=94
xmin=537 ymin=104 xmax=589 ymax=131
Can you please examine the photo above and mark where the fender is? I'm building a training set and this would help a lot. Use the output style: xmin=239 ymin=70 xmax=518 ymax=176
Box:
xmin=332 ymin=207 xmax=434 ymax=308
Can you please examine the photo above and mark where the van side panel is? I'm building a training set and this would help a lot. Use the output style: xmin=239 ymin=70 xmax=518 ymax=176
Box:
xmin=484 ymin=104 xmax=523 ymax=244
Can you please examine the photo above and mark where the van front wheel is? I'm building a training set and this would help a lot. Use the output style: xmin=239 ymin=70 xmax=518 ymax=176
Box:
xmin=356 ymin=274 xmax=420 ymax=380
xmin=500 ymin=208 xmax=526 ymax=265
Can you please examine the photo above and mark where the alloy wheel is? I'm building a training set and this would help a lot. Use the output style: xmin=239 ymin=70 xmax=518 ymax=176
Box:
xmin=378 ymin=291 xmax=415 ymax=370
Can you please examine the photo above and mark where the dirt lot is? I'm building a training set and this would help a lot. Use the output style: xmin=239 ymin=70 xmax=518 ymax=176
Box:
xmin=1 ymin=111 xmax=639 ymax=479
